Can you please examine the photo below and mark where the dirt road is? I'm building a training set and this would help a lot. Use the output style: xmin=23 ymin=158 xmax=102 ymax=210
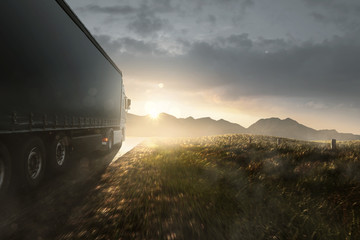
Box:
xmin=0 ymin=138 xmax=144 ymax=240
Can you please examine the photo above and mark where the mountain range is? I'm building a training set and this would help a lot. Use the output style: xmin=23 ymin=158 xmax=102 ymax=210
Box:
xmin=126 ymin=113 xmax=360 ymax=141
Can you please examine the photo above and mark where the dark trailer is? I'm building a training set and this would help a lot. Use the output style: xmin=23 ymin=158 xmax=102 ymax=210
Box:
xmin=0 ymin=0 xmax=130 ymax=194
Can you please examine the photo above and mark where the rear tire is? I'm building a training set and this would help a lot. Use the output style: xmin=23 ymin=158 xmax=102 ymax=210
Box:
xmin=49 ymin=134 xmax=69 ymax=172
xmin=0 ymin=144 xmax=11 ymax=196
xmin=16 ymin=137 xmax=46 ymax=188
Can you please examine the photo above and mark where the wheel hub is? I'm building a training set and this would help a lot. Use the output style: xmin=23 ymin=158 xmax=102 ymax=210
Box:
xmin=55 ymin=141 xmax=66 ymax=166
xmin=27 ymin=147 xmax=42 ymax=179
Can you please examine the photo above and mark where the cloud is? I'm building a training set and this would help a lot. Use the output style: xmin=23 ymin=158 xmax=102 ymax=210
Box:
xmin=75 ymin=0 xmax=253 ymax=28
xmin=207 ymin=14 xmax=217 ymax=25
xmin=76 ymin=4 xmax=136 ymax=15
xmin=218 ymin=33 xmax=253 ymax=49
xmin=94 ymin=35 xmax=122 ymax=54
xmin=121 ymin=37 xmax=164 ymax=55
xmin=75 ymin=2 xmax=173 ymax=37
xmin=96 ymin=29 xmax=360 ymax=106
xmin=95 ymin=29 xmax=360 ymax=108
xmin=193 ymin=0 xmax=254 ymax=10
xmin=74 ymin=1 xmax=360 ymax=103
xmin=305 ymin=101 xmax=328 ymax=110
xmin=94 ymin=35 xmax=164 ymax=56
xmin=148 ymin=0 xmax=175 ymax=13
xmin=127 ymin=7 xmax=169 ymax=37
xmin=302 ymin=0 xmax=360 ymax=32
xmin=173 ymin=34 xmax=360 ymax=103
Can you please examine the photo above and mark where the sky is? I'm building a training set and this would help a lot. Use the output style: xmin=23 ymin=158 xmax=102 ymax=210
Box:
xmin=66 ymin=0 xmax=360 ymax=134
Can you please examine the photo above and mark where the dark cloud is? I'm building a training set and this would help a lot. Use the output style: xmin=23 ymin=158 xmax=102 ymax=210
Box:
xmin=71 ymin=1 xmax=360 ymax=101
xmin=94 ymin=35 xmax=122 ymax=54
xmin=94 ymin=35 xmax=163 ymax=56
xmin=75 ymin=2 xmax=173 ymax=37
xmin=76 ymin=1 xmax=175 ymax=15
xmin=190 ymin=0 xmax=254 ymax=22
xmin=194 ymin=0 xmax=254 ymax=9
xmin=256 ymin=38 xmax=293 ymax=52
xmin=218 ymin=34 xmax=253 ymax=49
xmin=239 ymin=0 xmax=254 ymax=10
xmin=230 ymin=0 xmax=254 ymax=23
xmin=207 ymin=14 xmax=217 ymax=25
xmin=71 ymin=0 xmax=256 ymax=38
xmin=149 ymin=0 xmax=175 ymax=13
xmin=121 ymin=37 xmax=164 ymax=55
xmin=174 ymin=35 xmax=360 ymax=102
xmin=97 ymin=30 xmax=360 ymax=104
xmin=76 ymin=4 xmax=136 ymax=15
xmin=127 ymin=7 xmax=169 ymax=37
xmin=303 ymin=0 xmax=360 ymax=32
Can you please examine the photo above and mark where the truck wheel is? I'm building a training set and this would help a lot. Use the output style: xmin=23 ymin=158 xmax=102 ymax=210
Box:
xmin=0 ymin=144 xmax=11 ymax=196
xmin=17 ymin=137 xmax=46 ymax=188
xmin=49 ymin=135 xmax=69 ymax=171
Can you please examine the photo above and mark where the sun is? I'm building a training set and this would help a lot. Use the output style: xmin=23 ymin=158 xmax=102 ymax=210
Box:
xmin=149 ymin=109 xmax=160 ymax=119
xmin=145 ymin=101 xmax=161 ymax=119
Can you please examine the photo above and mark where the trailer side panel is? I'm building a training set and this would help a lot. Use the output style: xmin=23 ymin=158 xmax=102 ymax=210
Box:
xmin=0 ymin=0 xmax=122 ymax=132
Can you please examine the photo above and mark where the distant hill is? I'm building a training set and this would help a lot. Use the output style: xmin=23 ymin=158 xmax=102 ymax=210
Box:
xmin=248 ymin=117 xmax=360 ymax=140
xmin=126 ymin=113 xmax=246 ymax=137
xmin=247 ymin=117 xmax=315 ymax=140
xmin=126 ymin=113 xmax=360 ymax=140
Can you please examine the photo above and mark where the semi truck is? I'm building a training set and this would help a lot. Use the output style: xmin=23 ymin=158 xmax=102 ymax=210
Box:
xmin=0 ymin=0 xmax=131 ymax=195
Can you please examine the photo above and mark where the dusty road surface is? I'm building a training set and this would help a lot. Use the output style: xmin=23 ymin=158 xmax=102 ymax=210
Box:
xmin=0 ymin=137 xmax=144 ymax=240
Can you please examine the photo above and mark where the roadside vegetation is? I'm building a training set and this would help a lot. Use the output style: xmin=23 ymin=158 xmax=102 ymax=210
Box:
xmin=60 ymin=135 xmax=360 ymax=240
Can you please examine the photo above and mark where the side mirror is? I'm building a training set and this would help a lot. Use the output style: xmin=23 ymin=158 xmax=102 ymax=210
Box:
xmin=125 ymin=98 xmax=131 ymax=110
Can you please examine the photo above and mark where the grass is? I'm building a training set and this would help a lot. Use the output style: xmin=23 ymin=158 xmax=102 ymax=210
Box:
xmin=59 ymin=135 xmax=360 ymax=240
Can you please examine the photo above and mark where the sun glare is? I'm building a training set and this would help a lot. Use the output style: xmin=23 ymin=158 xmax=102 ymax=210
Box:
xmin=145 ymin=101 xmax=161 ymax=119
xmin=149 ymin=109 xmax=160 ymax=119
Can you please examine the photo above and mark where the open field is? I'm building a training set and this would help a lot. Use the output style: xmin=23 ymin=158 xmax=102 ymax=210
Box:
xmin=57 ymin=135 xmax=360 ymax=240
